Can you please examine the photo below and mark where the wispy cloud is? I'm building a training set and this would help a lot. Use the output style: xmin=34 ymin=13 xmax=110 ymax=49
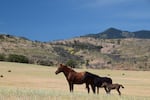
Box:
xmin=115 ymin=1 xmax=150 ymax=20
xmin=119 ymin=11 xmax=150 ymax=20
xmin=82 ymin=0 xmax=135 ymax=8
xmin=81 ymin=0 xmax=150 ymax=20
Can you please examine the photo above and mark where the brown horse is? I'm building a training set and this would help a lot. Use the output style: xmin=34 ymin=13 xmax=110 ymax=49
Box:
xmin=55 ymin=64 xmax=96 ymax=93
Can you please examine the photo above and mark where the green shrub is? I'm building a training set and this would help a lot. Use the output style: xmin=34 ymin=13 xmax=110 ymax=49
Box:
xmin=37 ymin=60 xmax=54 ymax=66
xmin=66 ymin=59 xmax=77 ymax=68
xmin=7 ymin=54 xmax=29 ymax=63
xmin=0 ymin=54 xmax=5 ymax=61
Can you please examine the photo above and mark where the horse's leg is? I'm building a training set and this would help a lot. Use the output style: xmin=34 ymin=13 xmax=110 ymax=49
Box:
xmin=104 ymin=87 xmax=108 ymax=94
xmin=72 ymin=84 xmax=74 ymax=92
xmin=86 ymin=83 xmax=90 ymax=93
xmin=107 ymin=88 xmax=111 ymax=94
xmin=69 ymin=82 xmax=71 ymax=92
xmin=91 ymin=84 xmax=96 ymax=94
xmin=69 ymin=82 xmax=73 ymax=92
xmin=97 ymin=87 xmax=99 ymax=94
xmin=117 ymin=88 xmax=121 ymax=95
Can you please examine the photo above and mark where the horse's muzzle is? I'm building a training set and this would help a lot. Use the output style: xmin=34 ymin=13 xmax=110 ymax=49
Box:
xmin=55 ymin=71 xmax=59 ymax=75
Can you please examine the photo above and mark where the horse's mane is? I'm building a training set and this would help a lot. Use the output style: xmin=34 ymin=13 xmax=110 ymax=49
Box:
xmin=63 ymin=65 xmax=76 ymax=72
xmin=85 ymin=71 xmax=100 ymax=78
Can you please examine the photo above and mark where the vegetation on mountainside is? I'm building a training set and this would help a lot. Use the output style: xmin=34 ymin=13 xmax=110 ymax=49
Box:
xmin=0 ymin=28 xmax=150 ymax=71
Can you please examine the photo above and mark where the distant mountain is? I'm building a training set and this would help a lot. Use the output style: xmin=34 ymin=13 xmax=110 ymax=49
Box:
xmin=84 ymin=28 xmax=150 ymax=39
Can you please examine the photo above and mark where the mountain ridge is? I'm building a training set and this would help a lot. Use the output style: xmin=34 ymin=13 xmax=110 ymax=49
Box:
xmin=83 ymin=27 xmax=150 ymax=39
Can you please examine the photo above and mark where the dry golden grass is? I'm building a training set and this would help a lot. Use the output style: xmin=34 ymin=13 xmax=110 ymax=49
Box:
xmin=0 ymin=62 xmax=150 ymax=100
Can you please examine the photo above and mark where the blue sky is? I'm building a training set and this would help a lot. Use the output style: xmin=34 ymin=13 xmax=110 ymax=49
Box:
xmin=0 ymin=0 xmax=150 ymax=41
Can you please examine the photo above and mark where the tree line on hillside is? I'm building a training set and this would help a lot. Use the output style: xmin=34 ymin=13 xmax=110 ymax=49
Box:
xmin=0 ymin=53 xmax=54 ymax=66
xmin=0 ymin=53 xmax=81 ymax=67
xmin=0 ymin=54 xmax=29 ymax=63
xmin=51 ymin=40 xmax=103 ymax=52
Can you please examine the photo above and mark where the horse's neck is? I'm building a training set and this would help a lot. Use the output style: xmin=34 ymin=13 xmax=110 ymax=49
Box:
xmin=63 ymin=67 xmax=75 ymax=78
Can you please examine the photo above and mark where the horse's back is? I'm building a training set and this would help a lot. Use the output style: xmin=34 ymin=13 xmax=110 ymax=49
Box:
xmin=85 ymin=71 xmax=99 ymax=78
xmin=101 ymin=77 xmax=112 ymax=84
xmin=91 ymin=76 xmax=112 ymax=87
xmin=82 ymin=72 xmax=98 ymax=82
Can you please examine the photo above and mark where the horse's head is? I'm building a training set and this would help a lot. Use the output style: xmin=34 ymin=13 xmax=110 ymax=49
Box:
xmin=55 ymin=64 xmax=65 ymax=75
xmin=101 ymin=82 xmax=108 ymax=87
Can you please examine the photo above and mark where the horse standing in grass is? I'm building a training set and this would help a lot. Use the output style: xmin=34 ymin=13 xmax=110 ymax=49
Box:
xmin=55 ymin=64 xmax=96 ymax=93
xmin=94 ymin=76 xmax=112 ymax=94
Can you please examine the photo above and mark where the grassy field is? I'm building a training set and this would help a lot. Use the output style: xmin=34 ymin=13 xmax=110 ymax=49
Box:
xmin=0 ymin=62 xmax=150 ymax=100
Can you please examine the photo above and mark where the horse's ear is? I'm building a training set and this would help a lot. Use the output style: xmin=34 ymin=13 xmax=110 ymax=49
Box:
xmin=60 ymin=64 xmax=63 ymax=66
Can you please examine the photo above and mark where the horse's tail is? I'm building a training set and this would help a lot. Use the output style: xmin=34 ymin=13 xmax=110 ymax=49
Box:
xmin=120 ymin=85 xmax=124 ymax=88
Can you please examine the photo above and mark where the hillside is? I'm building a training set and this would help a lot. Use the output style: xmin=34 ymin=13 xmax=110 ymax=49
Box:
xmin=0 ymin=34 xmax=84 ymax=67
xmin=54 ymin=37 xmax=150 ymax=70
xmin=0 ymin=29 xmax=150 ymax=70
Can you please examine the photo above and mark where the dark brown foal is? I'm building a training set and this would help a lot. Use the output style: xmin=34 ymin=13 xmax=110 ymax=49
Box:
xmin=102 ymin=82 xmax=124 ymax=95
